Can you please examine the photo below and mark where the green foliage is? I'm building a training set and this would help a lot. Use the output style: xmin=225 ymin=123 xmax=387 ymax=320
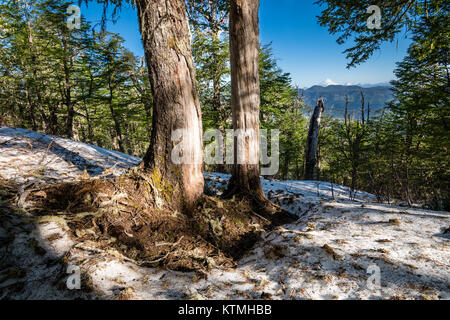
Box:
xmin=259 ymin=44 xmax=307 ymax=179
xmin=191 ymin=28 xmax=230 ymax=131
xmin=1 ymin=0 xmax=447 ymax=210
xmin=186 ymin=0 xmax=229 ymax=33
xmin=315 ymin=0 xmax=448 ymax=68
xmin=188 ymin=1 xmax=308 ymax=177
xmin=0 ymin=0 xmax=152 ymax=156
xmin=316 ymin=2 xmax=449 ymax=206
xmin=303 ymin=85 xmax=392 ymax=118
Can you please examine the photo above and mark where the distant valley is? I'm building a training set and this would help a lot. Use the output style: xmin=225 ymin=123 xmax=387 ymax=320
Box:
xmin=302 ymin=85 xmax=393 ymax=118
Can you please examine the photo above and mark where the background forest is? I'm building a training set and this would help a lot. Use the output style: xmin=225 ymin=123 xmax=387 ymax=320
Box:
xmin=0 ymin=0 xmax=448 ymax=210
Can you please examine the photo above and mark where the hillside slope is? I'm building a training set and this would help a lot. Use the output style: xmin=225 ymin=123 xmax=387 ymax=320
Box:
xmin=0 ymin=127 xmax=448 ymax=300
xmin=303 ymin=85 xmax=393 ymax=118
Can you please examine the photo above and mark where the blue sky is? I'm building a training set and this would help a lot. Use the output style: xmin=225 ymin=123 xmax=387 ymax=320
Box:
xmin=80 ymin=1 xmax=412 ymax=88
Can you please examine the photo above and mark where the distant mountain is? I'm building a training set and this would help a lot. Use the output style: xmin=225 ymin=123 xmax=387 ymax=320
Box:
xmin=302 ymin=85 xmax=393 ymax=118
xmin=357 ymin=82 xmax=393 ymax=88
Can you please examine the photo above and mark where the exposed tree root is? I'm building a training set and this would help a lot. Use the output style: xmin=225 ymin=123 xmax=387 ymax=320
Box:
xmin=223 ymin=183 xmax=297 ymax=227
xmin=15 ymin=170 xmax=296 ymax=271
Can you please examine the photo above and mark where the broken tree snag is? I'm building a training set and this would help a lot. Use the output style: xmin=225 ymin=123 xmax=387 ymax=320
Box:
xmin=225 ymin=0 xmax=265 ymax=202
xmin=360 ymin=88 xmax=365 ymax=125
xmin=304 ymin=99 xmax=325 ymax=180
xmin=136 ymin=0 xmax=204 ymax=212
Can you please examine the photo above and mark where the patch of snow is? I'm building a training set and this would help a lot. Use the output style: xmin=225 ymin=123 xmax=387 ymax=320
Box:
xmin=321 ymin=78 xmax=339 ymax=86
xmin=1 ymin=128 xmax=448 ymax=300
xmin=0 ymin=127 xmax=141 ymax=185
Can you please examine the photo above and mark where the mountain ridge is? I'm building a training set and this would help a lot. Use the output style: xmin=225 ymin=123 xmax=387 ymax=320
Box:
xmin=302 ymin=84 xmax=393 ymax=118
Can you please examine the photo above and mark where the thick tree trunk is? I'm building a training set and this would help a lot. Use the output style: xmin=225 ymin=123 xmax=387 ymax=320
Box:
xmin=304 ymin=99 xmax=324 ymax=180
xmin=136 ymin=0 xmax=204 ymax=212
xmin=225 ymin=0 xmax=265 ymax=202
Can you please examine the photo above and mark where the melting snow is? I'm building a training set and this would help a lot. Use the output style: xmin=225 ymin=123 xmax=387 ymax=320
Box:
xmin=0 ymin=127 xmax=448 ymax=300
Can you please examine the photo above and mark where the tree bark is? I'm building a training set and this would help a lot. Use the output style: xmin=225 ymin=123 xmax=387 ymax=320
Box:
xmin=107 ymin=83 xmax=125 ymax=153
xmin=25 ymin=13 xmax=45 ymax=132
xmin=212 ymin=34 xmax=226 ymax=173
xmin=304 ymin=99 xmax=324 ymax=180
xmin=136 ymin=0 xmax=204 ymax=212
xmin=61 ymin=30 xmax=74 ymax=139
xmin=129 ymin=66 xmax=153 ymax=140
xmin=225 ymin=0 xmax=267 ymax=204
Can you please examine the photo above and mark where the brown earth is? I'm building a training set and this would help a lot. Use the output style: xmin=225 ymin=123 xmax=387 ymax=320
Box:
xmin=14 ymin=168 xmax=296 ymax=271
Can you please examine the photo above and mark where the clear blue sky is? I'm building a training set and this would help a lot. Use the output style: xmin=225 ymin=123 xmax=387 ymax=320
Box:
xmin=80 ymin=1 xmax=411 ymax=88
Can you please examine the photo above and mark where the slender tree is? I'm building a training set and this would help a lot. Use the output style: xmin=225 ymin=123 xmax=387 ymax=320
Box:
xmin=225 ymin=0 xmax=268 ymax=207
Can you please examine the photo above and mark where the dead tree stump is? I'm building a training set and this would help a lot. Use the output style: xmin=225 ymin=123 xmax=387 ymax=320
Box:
xmin=304 ymin=99 xmax=325 ymax=180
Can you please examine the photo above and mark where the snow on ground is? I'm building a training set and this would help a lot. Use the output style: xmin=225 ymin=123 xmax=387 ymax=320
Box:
xmin=0 ymin=127 xmax=140 ymax=185
xmin=0 ymin=127 xmax=449 ymax=300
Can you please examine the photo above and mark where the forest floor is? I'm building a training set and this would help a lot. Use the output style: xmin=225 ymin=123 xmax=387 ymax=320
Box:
xmin=0 ymin=127 xmax=449 ymax=300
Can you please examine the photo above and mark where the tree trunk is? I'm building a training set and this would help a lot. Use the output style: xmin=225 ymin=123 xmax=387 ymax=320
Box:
xmin=66 ymin=94 xmax=74 ymax=139
xmin=225 ymin=0 xmax=266 ymax=203
xmin=129 ymin=66 xmax=153 ymax=139
xmin=25 ymin=16 xmax=46 ymax=132
xmin=62 ymin=31 xmax=74 ymax=139
xmin=351 ymin=164 xmax=359 ymax=199
xmin=304 ymin=99 xmax=324 ymax=180
xmin=317 ymin=143 xmax=321 ymax=181
xmin=282 ymin=151 xmax=290 ymax=180
xmin=136 ymin=0 xmax=204 ymax=212
xmin=282 ymin=131 xmax=292 ymax=180
xmin=295 ymin=159 xmax=300 ymax=180
xmin=24 ymin=84 xmax=37 ymax=131
xmin=108 ymin=84 xmax=125 ymax=153
xmin=212 ymin=40 xmax=226 ymax=174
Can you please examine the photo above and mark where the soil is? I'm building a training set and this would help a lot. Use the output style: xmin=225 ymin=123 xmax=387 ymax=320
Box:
xmin=19 ymin=169 xmax=297 ymax=271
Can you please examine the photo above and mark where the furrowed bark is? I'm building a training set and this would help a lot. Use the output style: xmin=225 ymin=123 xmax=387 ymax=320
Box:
xmin=136 ymin=0 xmax=204 ymax=212
xmin=226 ymin=0 xmax=266 ymax=203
